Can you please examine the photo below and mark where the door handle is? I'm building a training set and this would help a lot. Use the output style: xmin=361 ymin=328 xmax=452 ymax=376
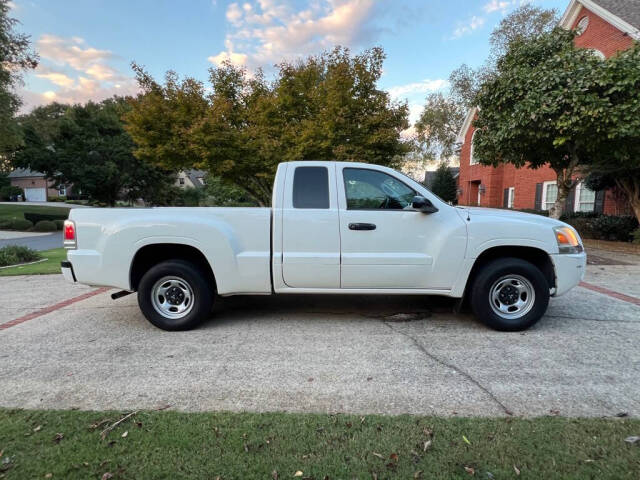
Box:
xmin=349 ymin=223 xmax=376 ymax=231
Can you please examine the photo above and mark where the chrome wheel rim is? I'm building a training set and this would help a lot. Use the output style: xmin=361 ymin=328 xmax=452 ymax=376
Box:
xmin=489 ymin=275 xmax=535 ymax=320
xmin=151 ymin=276 xmax=194 ymax=320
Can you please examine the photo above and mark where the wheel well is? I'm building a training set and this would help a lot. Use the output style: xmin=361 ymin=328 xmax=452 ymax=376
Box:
xmin=130 ymin=244 xmax=216 ymax=292
xmin=466 ymin=246 xmax=556 ymax=295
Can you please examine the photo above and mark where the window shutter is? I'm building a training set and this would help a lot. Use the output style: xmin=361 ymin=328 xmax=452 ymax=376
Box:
xmin=594 ymin=190 xmax=605 ymax=214
xmin=503 ymin=188 xmax=509 ymax=208
xmin=564 ymin=186 xmax=575 ymax=215
xmin=534 ymin=183 xmax=543 ymax=211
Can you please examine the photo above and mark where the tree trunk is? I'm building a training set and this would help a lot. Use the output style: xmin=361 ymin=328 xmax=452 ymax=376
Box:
xmin=549 ymin=153 xmax=579 ymax=220
xmin=615 ymin=176 xmax=640 ymax=223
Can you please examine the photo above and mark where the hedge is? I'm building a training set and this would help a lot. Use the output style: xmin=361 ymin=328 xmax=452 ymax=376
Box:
xmin=33 ymin=220 xmax=58 ymax=232
xmin=7 ymin=219 xmax=33 ymax=231
xmin=0 ymin=245 xmax=41 ymax=267
xmin=562 ymin=214 xmax=639 ymax=242
xmin=24 ymin=212 xmax=68 ymax=224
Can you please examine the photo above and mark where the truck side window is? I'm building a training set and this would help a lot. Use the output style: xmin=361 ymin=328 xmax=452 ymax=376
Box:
xmin=343 ymin=168 xmax=416 ymax=210
xmin=292 ymin=166 xmax=330 ymax=209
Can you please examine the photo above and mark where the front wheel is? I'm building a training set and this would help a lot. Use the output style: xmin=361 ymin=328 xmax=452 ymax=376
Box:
xmin=470 ymin=258 xmax=550 ymax=331
xmin=138 ymin=259 xmax=214 ymax=331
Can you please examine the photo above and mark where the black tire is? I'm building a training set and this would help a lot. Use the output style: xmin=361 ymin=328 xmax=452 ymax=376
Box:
xmin=470 ymin=257 xmax=549 ymax=331
xmin=137 ymin=259 xmax=214 ymax=331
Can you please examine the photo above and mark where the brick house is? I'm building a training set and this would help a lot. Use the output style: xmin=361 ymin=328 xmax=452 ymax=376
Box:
xmin=456 ymin=0 xmax=639 ymax=214
xmin=8 ymin=168 xmax=71 ymax=202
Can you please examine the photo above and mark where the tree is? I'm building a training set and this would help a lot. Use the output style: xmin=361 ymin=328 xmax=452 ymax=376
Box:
xmin=14 ymin=97 xmax=176 ymax=205
xmin=582 ymin=47 xmax=640 ymax=222
xmin=415 ymin=5 xmax=558 ymax=163
xmin=125 ymin=47 xmax=409 ymax=206
xmin=473 ymin=29 xmax=635 ymax=219
xmin=430 ymin=163 xmax=458 ymax=203
xmin=0 ymin=0 xmax=37 ymax=154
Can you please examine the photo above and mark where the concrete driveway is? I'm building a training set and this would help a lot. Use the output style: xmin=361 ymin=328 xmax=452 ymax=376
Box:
xmin=1 ymin=248 xmax=639 ymax=418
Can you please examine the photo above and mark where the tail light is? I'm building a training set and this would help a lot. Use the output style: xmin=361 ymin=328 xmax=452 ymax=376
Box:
xmin=63 ymin=220 xmax=77 ymax=249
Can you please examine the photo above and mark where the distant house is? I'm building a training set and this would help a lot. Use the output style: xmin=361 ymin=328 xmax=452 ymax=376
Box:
xmin=456 ymin=0 xmax=638 ymax=215
xmin=8 ymin=168 xmax=71 ymax=201
xmin=176 ymin=169 xmax=206 ymax=189
xmin=424 ymin=167 xmax=459 ymax=190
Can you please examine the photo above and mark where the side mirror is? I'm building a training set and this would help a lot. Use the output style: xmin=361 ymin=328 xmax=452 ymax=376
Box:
xmin=412 ymin=195 xmax=439 ymax=214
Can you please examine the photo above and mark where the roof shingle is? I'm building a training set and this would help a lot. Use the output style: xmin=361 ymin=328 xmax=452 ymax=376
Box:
xmin=594 ymin=0 xmax=640 ymax=30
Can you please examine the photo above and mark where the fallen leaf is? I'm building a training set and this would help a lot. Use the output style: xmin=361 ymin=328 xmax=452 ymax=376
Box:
xmin=414 ymin=471 xmax=423 ymax=479
xmin=294 ymin=471 xmax=303 ymax=477
xmin=243 ymin=443 xmax=249 ymax=452
xmin=624 ymin=436 xmax=640 ymax=444
xmin=53 ymin=433 xmax=63 ymax=444
xmin=462 ymin=435 xmax=471 ymax=445
xmin=423 ymin=440 xmax=432 ymax=452
xmin=423 ymin=427 xmax=433 ymax=437
xmin=514 ymin=465 xmax=521 ymax=476
xmin=464 ymin=466 xmax=475 ymax=475
xmin=272 ymin=469 xmax=278 ymax=480
xmin=33 ymin=425 xmax=42 ymax=432
xmin=372 ymin=452 xmax=384 ymax=459
xmin=390 ymin=453 xmax=399 ymax=462
xmin=101 ymin=474 xmax=113 ymax=480
xmin=345 ymin=422 xmax=352 ymax=428
xmin=44 ymin=474 xmax=52 ymax=478
xmin=121 ymin=431 xmax=128 ymax=438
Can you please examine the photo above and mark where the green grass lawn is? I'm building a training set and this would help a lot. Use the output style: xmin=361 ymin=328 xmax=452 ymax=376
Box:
xmin=0 ymin=204 xmax=70 ymax=223
xmin=0 ymin=409 xmax=638 ymax=479
xmin=0 ymin=248 xmax=66 ymax=276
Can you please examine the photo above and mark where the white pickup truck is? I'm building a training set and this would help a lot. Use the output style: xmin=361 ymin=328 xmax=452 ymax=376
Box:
xmin=61 ymin=161 xmax=586 ymax=331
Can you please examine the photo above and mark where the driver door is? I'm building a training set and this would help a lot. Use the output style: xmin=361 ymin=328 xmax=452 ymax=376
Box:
xmin=338 ymin=166 xmax=437 ymax=289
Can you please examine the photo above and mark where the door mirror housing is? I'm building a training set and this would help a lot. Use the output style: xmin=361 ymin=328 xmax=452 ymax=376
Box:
xmin=412 ymin=195 xmax=439 ymax=214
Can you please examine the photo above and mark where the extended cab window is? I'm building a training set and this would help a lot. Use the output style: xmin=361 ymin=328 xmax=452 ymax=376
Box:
xmin=343 ymin=168 xmax=416 ymax=210
xmin=292 ymin=166 xmax=330 ymax=209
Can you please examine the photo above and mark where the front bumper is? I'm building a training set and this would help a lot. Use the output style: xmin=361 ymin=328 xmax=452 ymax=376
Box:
xmin=551 ymin=252 xmax=587 ymax=296
xmin=61 ymin=261 xmax=76 ymax=283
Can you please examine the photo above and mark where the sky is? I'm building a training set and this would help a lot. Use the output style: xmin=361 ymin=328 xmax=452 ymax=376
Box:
xmin=9 ymin=0 xmax=569 ymax=127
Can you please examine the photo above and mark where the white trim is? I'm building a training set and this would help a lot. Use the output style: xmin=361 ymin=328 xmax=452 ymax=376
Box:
xmin=456 ymin=106 xmax=478 ymax=144
xmin=541 ymin=180 xmax=557 ymax=211
xmin=469 ymin=130 xmax=479 ymax=165
xmin=560 ymin=0 xmax=640 ymax=40
xmin=507 ymin=187 xmax=515 ymax=209
xmin=574 ymin=182 xmax=596 ymax=212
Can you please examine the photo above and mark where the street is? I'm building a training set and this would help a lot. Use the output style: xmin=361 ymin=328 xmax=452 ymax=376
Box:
xmin=1 ymin=247 xmax=639 ymax=418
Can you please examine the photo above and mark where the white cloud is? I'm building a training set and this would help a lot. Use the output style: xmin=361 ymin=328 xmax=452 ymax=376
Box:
xmin=387 ymin=79 xmax=448 ymax=98
xmin=483 ymin=0 xmax=511 ymax=13
xmin=21 ymin=35 xmax=138 ymax=112
xmin=208 ymin=0 xmax=383 ymax=68
xmin=452 ymin=15 xmax=486 ymax=38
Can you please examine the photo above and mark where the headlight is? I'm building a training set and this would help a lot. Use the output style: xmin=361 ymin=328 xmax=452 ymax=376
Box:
xmin=553 ymin=226 xmax=583 ymax=254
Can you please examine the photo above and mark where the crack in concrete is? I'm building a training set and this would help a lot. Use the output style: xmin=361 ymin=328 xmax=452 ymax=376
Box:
xmin=382 ymin=320 xmax=513 ymax=416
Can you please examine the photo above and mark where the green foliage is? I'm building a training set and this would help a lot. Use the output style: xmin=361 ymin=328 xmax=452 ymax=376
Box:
xmin=173 ymin=187 xmax=205 ymax=207
xmin=0 ymin=0 xmax=38 ymax=154
xmin=32 ymin=219 xmax=57 ymax=232
xmin=562 ymin=214 xmax=638 ymax=242
xmin=0 ymin=184 xmax=23 ymax=200
xmin=0 ymin=245 xmax=40 ymax=266
xmin=632 ymin=228 xmax=640 ymax=245
xmin=24 ymin=212 xmax=67 ymax=223
xmin=7 ymin=218 xmax=32 ymax=230
xmin=13 ymin=98 xmax=177 ymax=206
xmin=0 ymin=247 xmax=65 ymax=275
xmin=429 ymin=163 xmax=458 ymax=203
xmin=54 ymin=219 xmax=64 ymax=230
xmin=125 ymin=47 xmax=409 ymax=206
xmin=202 ymin=175 xmax=259 ymax=207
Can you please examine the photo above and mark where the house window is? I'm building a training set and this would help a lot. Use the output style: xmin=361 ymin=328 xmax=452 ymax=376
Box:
xmin=576 ymin=16 xmax=589 ymax=36
xmin=542 ymin=181 xmax=557 ymax=211
xmin=589 ymin=49 xmax=606 ymax=60
xmin=575 ymin=182 xmax=596 ymax=212
xmin=58 ymin=185 xmax=66 ymax=196
xmin=470 ymin=130 xmax=479 ymax=165
xmin=507 ymin=187 xmax=515 ymax=209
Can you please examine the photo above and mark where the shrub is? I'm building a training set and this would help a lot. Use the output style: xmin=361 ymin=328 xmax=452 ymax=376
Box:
xmin=632 ymin=228 xmax=640 ymax=245
xmin=9 ymin=219 xmax=33 ymax=231
xmin=518 ymin=209 xmax=549 ymax=217
xmin=0 ymin=245 xmax=41 ymax=267
xmin=24 ymin=212 xmax=68 ymax=224
xmin=0 ymin=219 xmax=12 ymax=229
xmin=48 ymin=196 xmax=67 ymax=202
xmin=563 ymin=214 xmax=639 ymax=242
xmin=33 ymin=220 xmax=58 ymax=232
xmin=0 ymin=185 xmax=25 ymax=201
xmin=54 ymin=219 xmax=65 ymax=230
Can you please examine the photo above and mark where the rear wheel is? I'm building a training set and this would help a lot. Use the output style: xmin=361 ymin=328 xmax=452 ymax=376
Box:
xmin=470 ymin=258 xmax=549 ymax=331
xmin=138 ymin=259 xmax=213 ymax=331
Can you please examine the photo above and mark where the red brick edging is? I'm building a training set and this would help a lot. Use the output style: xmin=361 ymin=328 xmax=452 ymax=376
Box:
xmin=0 ymin=287 xmax=110 ymax=331
xmin=579 ymin=282 xmax=640 ymax=307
